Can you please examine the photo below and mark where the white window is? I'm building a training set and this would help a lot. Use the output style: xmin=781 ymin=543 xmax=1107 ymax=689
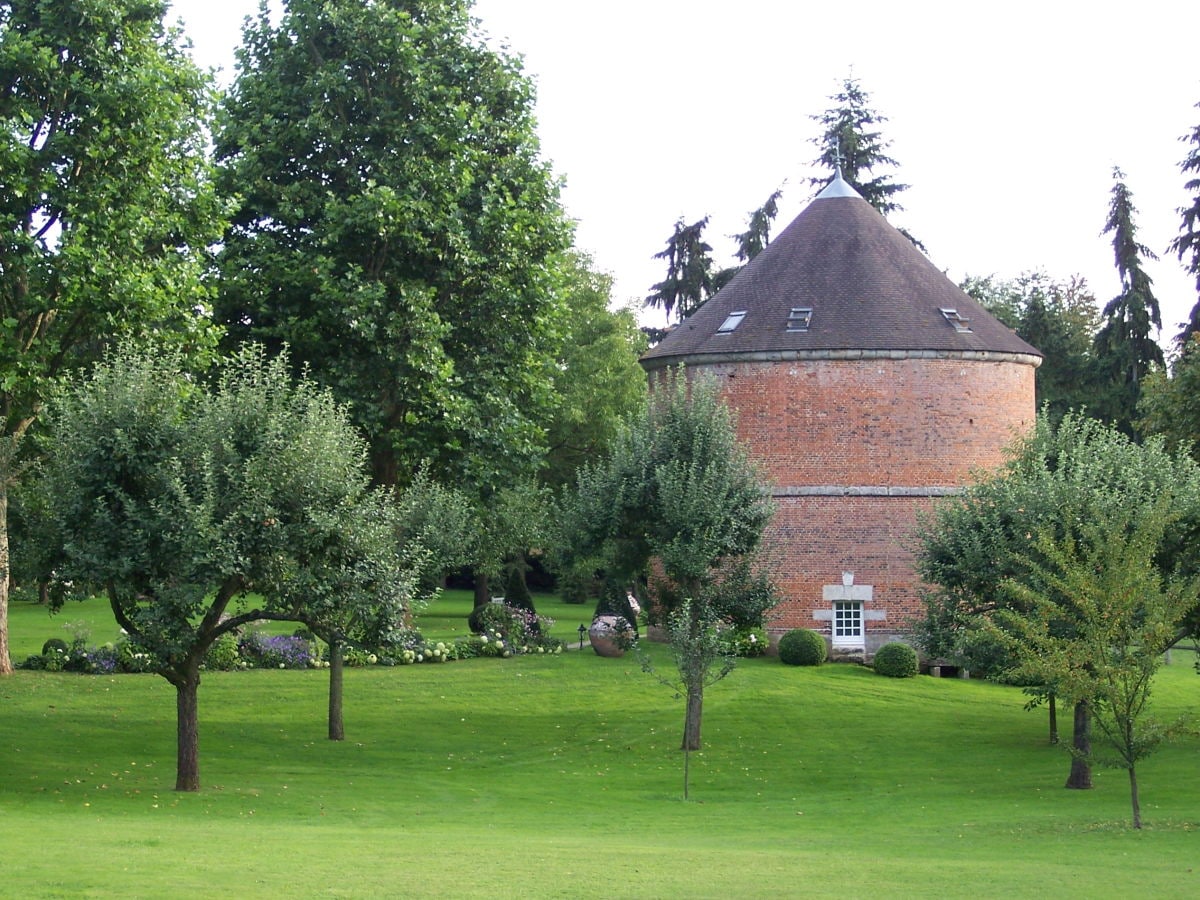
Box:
xmin=832 ymin=601 xmax=863 ymax=648
xmin=786 ymin=307 xmax=813 ymax=332
xmin=939 ymin=307 xmax=972 ymax=333
xmin=717 ymin=310 xmax=746 ymax=333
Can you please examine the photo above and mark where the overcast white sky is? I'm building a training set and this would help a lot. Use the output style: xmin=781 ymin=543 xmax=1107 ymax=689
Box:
xmin=170 ymin=0 xmax=1200 ymax=346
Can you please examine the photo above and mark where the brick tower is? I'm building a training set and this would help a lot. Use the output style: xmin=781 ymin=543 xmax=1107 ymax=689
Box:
xmin=640 ymin=173 xmax=1041 ymax=658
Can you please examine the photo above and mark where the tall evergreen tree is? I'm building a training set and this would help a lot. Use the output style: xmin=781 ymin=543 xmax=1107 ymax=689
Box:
xmin=1169 ymin=101 xmax=1200 ymax=346
xmin=809 ymin=76 xmax=908 ymax=216
xmin=733 ymin=188 xmax=783 ymax=263
xmin=1092 ymin=168 xmax=1164 ymax=432
xmin=644 ymin=217 xmax=714 ymax=323
xmin=710 ymin=188 xmax=786 ymax=295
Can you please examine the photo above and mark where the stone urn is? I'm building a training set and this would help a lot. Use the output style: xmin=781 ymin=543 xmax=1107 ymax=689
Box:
xmin=589 ymin=615 xmax=632 ymax=657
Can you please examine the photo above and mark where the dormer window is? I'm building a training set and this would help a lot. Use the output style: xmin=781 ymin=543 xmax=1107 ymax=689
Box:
xmin=717 ymin=310 xmax=746 ymax=334
xmin=787 ymin=307 xmax=813 ymax=332
xmin=940 ymin=308 xmax=972 ymax=333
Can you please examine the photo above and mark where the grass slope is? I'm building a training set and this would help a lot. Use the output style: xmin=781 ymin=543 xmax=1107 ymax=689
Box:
xmin=2 ymin=598 xmax=1198 ymax=898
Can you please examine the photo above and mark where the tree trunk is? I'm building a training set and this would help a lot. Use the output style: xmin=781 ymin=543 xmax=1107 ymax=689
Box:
xmin=473 ymin=571 xmax=490 ymax=608
xmin=175 ymin=672 xmax=202 ymax=791
xmin=370 ymin=439 xmax=398 ymax=488
xmin=0 ymin=478 xmax=13 ymax=675
xmin=1128 ymin=766 xmax=1142 ymax=829
xmin=328 ymin=639 xmax=345 ymax=741
xmin=681 ymin=686 xmax=703 ymax=751
xmin=1048 ymin=693 xmax=1058 ymax=745
xmin=1065 ymin=699 xmax=1093 ymax=790
xmin=680 ymin=594 xmax=704 ymax=752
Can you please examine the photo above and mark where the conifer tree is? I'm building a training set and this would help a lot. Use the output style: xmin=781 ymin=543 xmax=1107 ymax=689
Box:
xmin=1169 ymin=101 xmax=1200 ymax=346
xmin=809 ymin=76 xmax=908 ymax=216
xmin=711 ymin=188 xmax=786 ymax=295
xmin=733 ymin=188 xmax=783 ymax=263
xmin=1093 ymin=168 xmax=1164 ymax=432
xmin=644 ymin=217 xmax=715 ymax=323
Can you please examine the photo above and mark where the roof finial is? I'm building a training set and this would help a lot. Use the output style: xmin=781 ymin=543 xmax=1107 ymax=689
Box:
xmin=816 ymin=140 xmax=864 ymax=200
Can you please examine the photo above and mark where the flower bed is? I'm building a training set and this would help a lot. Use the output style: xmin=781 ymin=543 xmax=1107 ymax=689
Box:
xmin=18 ymin=612 xmax=566 ymax=676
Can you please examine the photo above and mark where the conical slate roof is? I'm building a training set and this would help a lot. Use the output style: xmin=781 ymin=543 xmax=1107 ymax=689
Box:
xmin=641 ymin=177 xmax=1042 ymax=367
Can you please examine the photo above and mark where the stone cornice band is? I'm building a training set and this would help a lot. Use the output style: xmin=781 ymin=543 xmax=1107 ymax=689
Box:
xmin=642 ymin=349 xmax=1043 ymax=371
xmin=773 ymin=485 xmax=965 ymax=498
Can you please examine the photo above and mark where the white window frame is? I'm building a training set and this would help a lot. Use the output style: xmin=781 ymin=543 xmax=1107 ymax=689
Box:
xmin=831 ymin=600 xmax=864 ymax=649
xmin=717 ymin=310 xmax=747 ymax=333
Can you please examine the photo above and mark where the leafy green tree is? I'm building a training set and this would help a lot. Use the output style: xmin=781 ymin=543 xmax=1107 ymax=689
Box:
xmin=1138 ymin=336 xmax=1200 ymax=460
xmin=41 ymin=347 xmax=413 ymax=790
xmin=277 ymin=489 xmax=423 ymax=742
xmin=463 ymin=477 xmax=550 ymax=610
xmin=963 ymin=272 xmax=1101 ymax=422
xmin=915 ymin=412 xmax=1200 ymax=790
xmin=214 ymin=0 xmax=571 ymax=492
xmin=541 ymin=252 xmax=648 ymax=490
xmin=391 ymin=466 xmax=474 ymax=594
xmin=1092 ymin=168 xmax=1164 ymax=432
xmin=1169 ymin=100 xmax=1200 ymax=346
xmin=809 ymin=75 xmax=908 ymax=217
xmin=640 ymin=599 xmax=735 ymax=799
xmin=0 ymin=0 xmax=224 ymax=674
xmin=557 ymin=372 xmax=774 ymax=750
xmin=991 ymin=499 xmax=1197 ymax=828
xmin=644 ymin=217 xmax=715 ymax=323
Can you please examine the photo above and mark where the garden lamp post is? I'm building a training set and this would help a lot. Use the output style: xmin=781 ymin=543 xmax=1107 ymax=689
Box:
xmin=578 ymin=624 xmax=586 ymax=649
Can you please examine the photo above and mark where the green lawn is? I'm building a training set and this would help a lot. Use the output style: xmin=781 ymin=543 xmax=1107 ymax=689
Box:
xmin=2 ymin=595 xmax=1198 ymax=898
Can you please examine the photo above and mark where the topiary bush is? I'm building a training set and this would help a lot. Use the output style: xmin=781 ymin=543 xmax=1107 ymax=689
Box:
xmin=558 ymin=570 xmax=597 ymax=605
xmin=777 ymin=629 xmax=827 ymax=666
xmin=41 ymin=637 xmax=69 ymax=656
xmin=504 ymin=566 xmax=534 ymax=613
xmin=203 ymin=633 xmax=243 ymax=671
xmin=873 ymin=641 xmax=919 ymax=678
xmin=468 ymin=601 xmax=517 ymax=637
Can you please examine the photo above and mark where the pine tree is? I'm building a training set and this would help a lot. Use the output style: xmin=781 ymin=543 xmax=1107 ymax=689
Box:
xmin=1092 ymin=168 xmax=1163 ymax=432
xmin=733 ymin=188 xmax=783 ymax=262
xmin=809 ymin=76 xmax=908 ymax=216
xmin=711 ymin=188 xmax=786 ymax=295
xmin=644 ymin=217 xmax=715 ymax=323
xmin=1169 ymin=101 xmax=1200 ymax=347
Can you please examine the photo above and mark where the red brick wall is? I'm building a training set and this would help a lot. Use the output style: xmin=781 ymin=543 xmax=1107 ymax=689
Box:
xmin=680 ymin=356 xmax=1036 ymax=637
xmin=706 ymin=357 xmax=1035 ymax=487
xmin=765 ymin=495 xmax=932 ymax=631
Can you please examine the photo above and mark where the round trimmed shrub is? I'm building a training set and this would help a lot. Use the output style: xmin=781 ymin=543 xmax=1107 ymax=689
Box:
xmin=468 ymin=602 xmax=517 ymax=637
xmin=204 ymin=634 xmax=242 ymax=671
xmin=777 ymin=629 xmax=827 ymax=666
xmin=873 ymin=642 xmax=919 ymax=678
xmin=41 ymin=638 xmax=69 ymax=656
